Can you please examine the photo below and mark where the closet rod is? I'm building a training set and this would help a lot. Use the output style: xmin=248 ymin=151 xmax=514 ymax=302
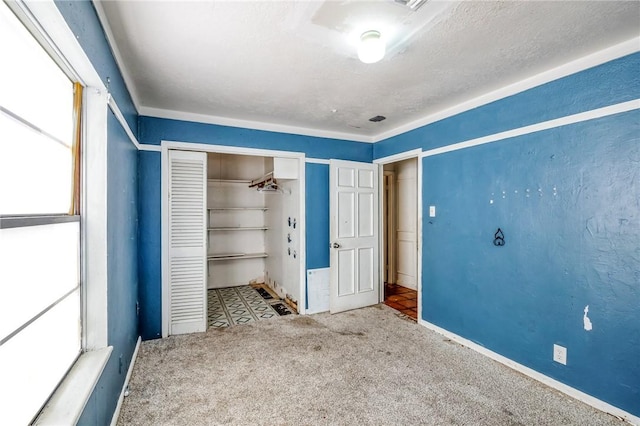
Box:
xmin=248 ymin=171 xmax=274 ymax=188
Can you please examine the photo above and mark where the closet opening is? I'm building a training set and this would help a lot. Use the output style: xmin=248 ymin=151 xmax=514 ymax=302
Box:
xmin=381 ymin=157 xmax=418 ymax=321
xmin=162 ymin=143 xmax=306 ymax=337
xmin=206 ymin=153 xmax=302 ymax=328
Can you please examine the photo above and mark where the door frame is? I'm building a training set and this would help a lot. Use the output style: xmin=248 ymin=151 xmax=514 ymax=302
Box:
xmin=373 ymin=149 xmax=423 ymax=320
xmin=383 ymin=171 xmax=396 ymax=285
xmin=161 ymin=141 xmax=307 ymax=338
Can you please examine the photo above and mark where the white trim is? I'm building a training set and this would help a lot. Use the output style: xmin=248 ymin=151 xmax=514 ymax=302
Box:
xmin=109 ymin=337 xmax=141 ymax=426
xmin=421 ymin=99 xmax=640 ymax=158
xmin=107 ymin=96 xmax=140 ymax=150
xmin=139 ymin=144 xmax=162 ymax=152
xmin=418 ymin=319 xmax=640 ymax=425
xmin=82 ymin=86 xmax=109 ymax=350
xmin=92 ymin=1 xmax=143 ymax=112
xmin=106 ymin=99 xmax=160 ymax=151
xmin=161 ymin=141 xmax=308 ymax=336
xmin=35 ymin=347 xmax=113 ymax=425
xmin=305 ymin=158 xmax=331 ymax=165
xmin=161 ymin=144 xmax=169 ymax=337
xmin=140 ymin=106 xmax=375 ymax=143
xmin=375 ymin=37 xmax=640 ymax=142
xmin=297 ymin=155 xmax=307 ymax=315
xmin=374 ymin=148 xmax=423 ymax=164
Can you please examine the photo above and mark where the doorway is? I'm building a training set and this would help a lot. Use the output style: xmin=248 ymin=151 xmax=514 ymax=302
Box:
xmin=380 ymin=156 xmax=419 ymax=320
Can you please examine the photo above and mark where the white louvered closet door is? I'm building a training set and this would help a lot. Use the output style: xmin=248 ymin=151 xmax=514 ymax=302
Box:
xmin=168 ymin=150 xmax=207 ymax=335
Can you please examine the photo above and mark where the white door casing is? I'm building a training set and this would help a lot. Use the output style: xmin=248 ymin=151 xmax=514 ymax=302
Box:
xmin=383 ymin=171 xmax=395 ymax=285
xmin=330 ymin=160 xmax=379 ymax=313
xmin=168 ymin=149 xmax=207 ymax=335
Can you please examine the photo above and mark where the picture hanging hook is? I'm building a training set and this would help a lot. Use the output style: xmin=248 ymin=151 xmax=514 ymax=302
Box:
xmin=493 ymin=228 xmax=505 ymax=246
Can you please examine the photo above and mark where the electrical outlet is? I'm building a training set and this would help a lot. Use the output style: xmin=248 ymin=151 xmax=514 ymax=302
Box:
xmin=429 ymin=205 xmax=436 ymax=217
xmin=553 ymin=344 xmax=567 ymax=365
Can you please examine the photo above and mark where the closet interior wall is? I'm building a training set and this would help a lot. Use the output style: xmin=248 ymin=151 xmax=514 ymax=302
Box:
xmin=264 ymin=158 xmax=300 ymax=306
xmin=206 ymin=153 xmax=301 ymax=309
xmin=206 ymin=153 xmax=267 ymax=289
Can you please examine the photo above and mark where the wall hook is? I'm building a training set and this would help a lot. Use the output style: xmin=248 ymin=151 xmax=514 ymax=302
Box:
xmin=494 ymin=228 xmax=505 ymax=246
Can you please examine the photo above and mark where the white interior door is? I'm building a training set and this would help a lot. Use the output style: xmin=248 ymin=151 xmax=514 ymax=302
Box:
xmin=168 ymin=149 xmax=207 ymax=335
xmin=395 ymin=158 xmax=417 ymax=289
xmin=330 ymin=160 xmax=379 ymax=313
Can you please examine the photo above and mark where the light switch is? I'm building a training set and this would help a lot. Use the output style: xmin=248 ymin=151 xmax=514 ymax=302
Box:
xmin=429 ymin=206 xmax=436 ymax=217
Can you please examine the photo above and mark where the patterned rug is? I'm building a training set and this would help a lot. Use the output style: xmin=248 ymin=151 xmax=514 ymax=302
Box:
xmin=208 ymin=286 xmax=293 ymax=328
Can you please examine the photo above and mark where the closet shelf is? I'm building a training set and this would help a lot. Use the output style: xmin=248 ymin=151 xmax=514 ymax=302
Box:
xmin=207 ymin=179 xmax=251 ymax=185
xmin=208 ymin=207 xmax=268 ymax=211
xmin=207 ymin=252 xmax=268 ymax=261
xmin=207 ymin=226 xmax=269 ymax=231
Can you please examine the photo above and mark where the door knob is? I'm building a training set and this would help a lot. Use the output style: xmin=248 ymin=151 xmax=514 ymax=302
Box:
xmin=332 ymin=242 xmax=341 ymax=249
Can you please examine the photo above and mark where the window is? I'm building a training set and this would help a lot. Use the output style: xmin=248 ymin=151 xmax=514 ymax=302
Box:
xmin=0 ymin=1 xmax=82 ymax=424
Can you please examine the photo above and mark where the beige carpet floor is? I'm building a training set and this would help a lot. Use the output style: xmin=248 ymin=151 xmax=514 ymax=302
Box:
xmin=117 ymin=305 xmax=622 ymax=425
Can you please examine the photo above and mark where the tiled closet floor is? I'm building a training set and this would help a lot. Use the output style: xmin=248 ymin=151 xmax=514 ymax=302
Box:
xmin=384 ymin=283 xmax=417 ymax=320
xmin=207 ymin=285 xmax=294 ymax=328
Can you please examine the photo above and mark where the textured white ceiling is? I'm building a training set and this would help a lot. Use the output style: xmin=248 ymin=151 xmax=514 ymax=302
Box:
xmin=96 ymin=1 xmax=640 ymax=142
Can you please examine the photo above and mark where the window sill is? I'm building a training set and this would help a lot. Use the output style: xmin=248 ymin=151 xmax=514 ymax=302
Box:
xmin=34 ymin=346 xmax=112 ymax=425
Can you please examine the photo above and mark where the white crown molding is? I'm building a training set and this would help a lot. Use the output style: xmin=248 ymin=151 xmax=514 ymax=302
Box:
xmin=373 ymin=36 xmax=640 ymax=143
xmin=138 ymin=106 xmax=376 ymax=143
xmin=93 ymin=1 xmax=142 ymax=113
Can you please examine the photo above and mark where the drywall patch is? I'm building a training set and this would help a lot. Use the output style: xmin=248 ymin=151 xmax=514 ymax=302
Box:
xmin=583 ymin=305 xmax=593 ymax=331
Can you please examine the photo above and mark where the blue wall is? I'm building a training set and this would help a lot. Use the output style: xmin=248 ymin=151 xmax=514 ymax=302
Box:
xmin=376 ymin=54 xmax=640 ymax=416
xmin=305 ymin=163 xmax=330 ymax=270
xmin=137 ymin=116 xmax=372 ymax=339
xmin=137 ymin=151 xmax=162 ymax=340
xmin=55 ymin=1 xmax=140 ymax=424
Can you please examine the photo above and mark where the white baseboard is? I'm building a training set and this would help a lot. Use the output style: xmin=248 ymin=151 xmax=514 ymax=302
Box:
xmin=109 ymin=336 xmax=142 ymax=426
xmin=418 ymin=319 xmax=639 ymax=425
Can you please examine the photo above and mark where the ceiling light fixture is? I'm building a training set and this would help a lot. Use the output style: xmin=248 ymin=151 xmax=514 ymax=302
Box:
xmin=358 ymin=30 xmax=385 ymax=64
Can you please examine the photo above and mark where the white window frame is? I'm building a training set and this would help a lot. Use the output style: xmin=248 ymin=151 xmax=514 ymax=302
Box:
xmin=5 ymin=0 xmax=112 ymax=423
